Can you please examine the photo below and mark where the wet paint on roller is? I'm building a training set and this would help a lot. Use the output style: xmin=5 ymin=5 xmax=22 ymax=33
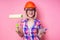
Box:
xmin=9 ymin=14 xmax=23 ymax=18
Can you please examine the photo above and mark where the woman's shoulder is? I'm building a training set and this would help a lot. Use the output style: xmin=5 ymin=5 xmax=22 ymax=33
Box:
xmin=22 ymin=19 xmax=28 ymax=23
xmin=35 ymin=19 xmax=40 ymax=22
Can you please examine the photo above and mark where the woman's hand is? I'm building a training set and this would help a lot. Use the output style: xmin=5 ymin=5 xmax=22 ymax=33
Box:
xmin=16 ymin=23 xmax=19 ymax=32
xmin=38 ymin=28 xmax=47 ymax=38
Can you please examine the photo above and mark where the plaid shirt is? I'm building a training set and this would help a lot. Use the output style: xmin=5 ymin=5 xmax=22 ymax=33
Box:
xmin=22 ymin=19 xmax=41 ymax=40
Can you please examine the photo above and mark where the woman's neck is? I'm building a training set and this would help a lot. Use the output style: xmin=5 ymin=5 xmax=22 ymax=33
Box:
xmin=28 ymin=18 xmax=34 ymax=21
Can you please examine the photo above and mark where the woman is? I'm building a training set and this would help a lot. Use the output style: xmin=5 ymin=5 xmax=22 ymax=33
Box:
xmin=16 ymin=1 xmax=46 ymax=40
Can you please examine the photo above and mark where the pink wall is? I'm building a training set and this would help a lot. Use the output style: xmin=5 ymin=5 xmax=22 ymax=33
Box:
xmin=0 ymin=0 xmax=60 ymax=40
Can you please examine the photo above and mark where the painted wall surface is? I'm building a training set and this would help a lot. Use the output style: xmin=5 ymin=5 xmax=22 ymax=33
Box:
xmin=0 ymin=0 xmax=60 ymax=40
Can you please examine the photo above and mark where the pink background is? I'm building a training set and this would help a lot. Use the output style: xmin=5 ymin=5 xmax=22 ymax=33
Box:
xmin=0 ymin=0 xmax=60 ymax=40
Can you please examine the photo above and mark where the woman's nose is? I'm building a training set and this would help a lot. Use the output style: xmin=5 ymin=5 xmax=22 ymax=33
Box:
xmin=30 ymin=12 xmax=33 ymax=15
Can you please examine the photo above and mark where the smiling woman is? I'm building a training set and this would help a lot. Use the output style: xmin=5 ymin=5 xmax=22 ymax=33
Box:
xmin=16 ymin=1 xmax=46 ymax=40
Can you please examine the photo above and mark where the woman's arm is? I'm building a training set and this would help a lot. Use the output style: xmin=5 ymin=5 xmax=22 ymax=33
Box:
xmin=37 ymin=20 xmax=46 ymax=38
xmin=16 ymin=22 xmax=24 ymax=37
xmin=16 ymin=27 xmax=24 ymax=37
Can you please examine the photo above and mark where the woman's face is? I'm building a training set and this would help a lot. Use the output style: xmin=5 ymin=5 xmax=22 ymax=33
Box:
xmin=27 ymin=10 xmax=35 ymax=18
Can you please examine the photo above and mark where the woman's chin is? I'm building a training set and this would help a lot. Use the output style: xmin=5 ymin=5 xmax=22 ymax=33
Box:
xmin=28 ymin=16 xmax=33 ymax=18
xmin=29 ymin=16 xmax=32 ymax=17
